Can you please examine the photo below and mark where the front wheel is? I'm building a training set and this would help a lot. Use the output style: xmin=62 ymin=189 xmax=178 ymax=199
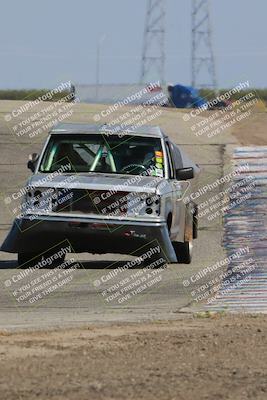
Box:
xmin=18 ymin=251 xmax=66 ymax=268
xmin=18 ymin=253 xmax=43 ymax=268
xmin=172 ymin=209 xmax=193 ymax=264
xmin=172 ymin=240 xmax=192 ymax=264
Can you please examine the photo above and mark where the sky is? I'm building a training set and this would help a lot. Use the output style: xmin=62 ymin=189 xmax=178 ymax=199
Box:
xmin=0 ymin=0 xmax=266 ymax=89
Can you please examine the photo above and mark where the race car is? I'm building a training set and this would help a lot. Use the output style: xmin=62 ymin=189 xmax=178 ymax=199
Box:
xmin=1 ymin=123 xmax=200 ymax=265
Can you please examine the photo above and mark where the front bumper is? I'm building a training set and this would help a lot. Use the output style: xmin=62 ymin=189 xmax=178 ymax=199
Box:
xmin=1 ymin=216 xmax=178 ymax=262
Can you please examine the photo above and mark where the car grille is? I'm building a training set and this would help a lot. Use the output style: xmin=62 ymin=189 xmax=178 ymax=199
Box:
xmin=53 ymin=189 xmax=130 ymax=217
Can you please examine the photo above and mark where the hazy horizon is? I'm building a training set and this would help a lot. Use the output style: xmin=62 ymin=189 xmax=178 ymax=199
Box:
xmin=0 ymin=0 xmax=266 ymax=89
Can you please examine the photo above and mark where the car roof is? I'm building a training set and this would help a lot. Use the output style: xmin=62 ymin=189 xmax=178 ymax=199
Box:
xmin=50 ymin=123 xmax=167 ymax=139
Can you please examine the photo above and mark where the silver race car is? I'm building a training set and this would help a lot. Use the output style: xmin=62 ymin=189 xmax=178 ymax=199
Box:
xmin=1 ymin=123 xmax=200 ymax=265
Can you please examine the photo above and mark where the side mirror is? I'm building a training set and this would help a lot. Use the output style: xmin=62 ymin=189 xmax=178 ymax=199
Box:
xmin=176 ymin=167 xmax=194 ymax=180
xmin=27 ymin=153 xmax=39 ymax=173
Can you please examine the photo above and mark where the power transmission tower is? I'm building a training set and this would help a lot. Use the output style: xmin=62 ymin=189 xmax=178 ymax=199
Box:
xmin=140 ymin=0 xmax=166 ymax=84
xmin=191 ymin=0 xmax=217 ymax=90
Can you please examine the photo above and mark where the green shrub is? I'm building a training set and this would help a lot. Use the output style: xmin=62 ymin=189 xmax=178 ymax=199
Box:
xmin=0 ymin=89 xmax=71 ymax=101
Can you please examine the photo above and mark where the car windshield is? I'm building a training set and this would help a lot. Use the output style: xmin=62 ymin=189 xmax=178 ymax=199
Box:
xmin=39 ymin=134 xmax=165 ymax=177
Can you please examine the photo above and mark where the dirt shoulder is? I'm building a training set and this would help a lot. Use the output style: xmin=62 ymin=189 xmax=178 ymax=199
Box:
xmin=0 ymin=314 xmax=266 ymax=400
xmin=231 ymin=111 xmax=267 ymax=145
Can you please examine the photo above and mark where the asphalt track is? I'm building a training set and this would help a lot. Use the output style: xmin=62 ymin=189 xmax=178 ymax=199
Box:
xmin=0 ymin=100 xmax=238 ymax=330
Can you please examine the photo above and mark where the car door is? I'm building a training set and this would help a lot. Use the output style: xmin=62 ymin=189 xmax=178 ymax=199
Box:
xmin=166 ymin=140 xmax=188 ymax=241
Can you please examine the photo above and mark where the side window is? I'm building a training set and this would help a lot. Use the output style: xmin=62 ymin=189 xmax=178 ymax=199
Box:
xmin=165 ymin=141 xmax=175 ymax=179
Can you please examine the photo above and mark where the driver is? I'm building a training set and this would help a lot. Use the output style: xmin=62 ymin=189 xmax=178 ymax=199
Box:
xmin=114 ymin=145 xmax=155 ymax=172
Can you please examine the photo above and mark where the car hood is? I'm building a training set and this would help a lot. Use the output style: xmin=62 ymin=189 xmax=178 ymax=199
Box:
xmin=27 ymin=172 xmax=168 ymax=194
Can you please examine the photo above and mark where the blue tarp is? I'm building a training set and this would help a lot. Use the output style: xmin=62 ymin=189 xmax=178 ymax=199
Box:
xmin=170 ymin=84 xmax=207 ymax=108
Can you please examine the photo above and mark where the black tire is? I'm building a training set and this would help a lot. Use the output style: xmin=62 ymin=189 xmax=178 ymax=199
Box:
xmin=18 ymin=253 xmax=43 ymax=268
xmin=172 ymin=241 xmax=192 ymax=264
xmin=193 ymin=206 xmax=198 ymax=239
xmin=18 ymin=252 xmax=66 ymax=268
xmin=172 ymin=208 xmax=193 ymax=264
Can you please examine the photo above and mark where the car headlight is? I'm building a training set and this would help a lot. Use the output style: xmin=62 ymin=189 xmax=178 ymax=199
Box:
xmin=127 ymin=192 xmax=160 ymax=216
xmin=23 ymin=187 xmax=55 ymax=214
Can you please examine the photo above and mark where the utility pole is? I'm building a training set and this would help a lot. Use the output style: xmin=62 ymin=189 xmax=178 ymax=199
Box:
xmin=191 ymin=0 xmax=217 ymax=90
xmin=140 ymin=0 xmax=166 ymax=84
xmin=96 ymin=35 xmax=106 ymax=101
